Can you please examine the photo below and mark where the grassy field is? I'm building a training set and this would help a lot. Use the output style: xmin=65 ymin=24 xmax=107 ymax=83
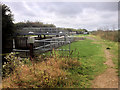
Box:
xmin=58 ymin=34 xmax=119 ymax=86
xmin=43 ymin=35 xmax=107 ymax=87
xmin=59 ymin=37 xmax=107 ymax=87
xmin=3 ymin=35 xmax=118 ymax=88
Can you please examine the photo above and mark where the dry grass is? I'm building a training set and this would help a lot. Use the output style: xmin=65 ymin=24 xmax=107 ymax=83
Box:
xmin=92 ymin=30 xmax=118 ymax=42
xmin=2 ymin=52 xmax=81 ymax=88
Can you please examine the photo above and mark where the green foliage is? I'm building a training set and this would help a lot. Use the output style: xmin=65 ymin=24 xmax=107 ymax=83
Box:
xmin=63 ymin=28 xmax=89 ymax=34
xmin=22 ymin=58 xmax=32 ymax=65
xmin=2 ymin=4 xmax=14 ymax=45
xmin=15 ymin=21 xmax=56 ymax=29
xmin=2 ymin=52 xmax=32 ymax=78
xmin=2 ymin=52 xmax=23 ymax=77
xmin=15 ymin=20 xmax=89 ymax=35
xmin=2 ymin=4 xmax=15 ymax=63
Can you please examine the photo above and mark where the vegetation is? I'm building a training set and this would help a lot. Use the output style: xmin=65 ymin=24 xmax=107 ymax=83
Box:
xmin=60 ymin=37 xmax=106 ymax=74
xmin=2 ymin=52 xmax=23 ymax=78
xmin=92 ymin=30 xmax=119 ymax=76
xmin=92 ymin=30 xmax=119 ymax=42
xmin=63 ymin=28 xmax=89 ymax=34
xmin=1 ymin=2 xmax=118 ymax=88
xmin=2 ymin=37 xmax=107 ymax=88
xmin=2 ymin=4 xmax=15 ymax=63
xmin=15 ymin=21 xmax=56 ymax=29
xmin=3 ymin=52 xmax=81 ymax=88
xmin=15 ymin=21 xmax=89 ymax=34
xmin=100 ymin=38 xmax=119 ymax=76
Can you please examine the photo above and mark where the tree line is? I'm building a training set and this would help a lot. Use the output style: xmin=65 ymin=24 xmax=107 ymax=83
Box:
xmin=15 ymin=21 xmax=88 ymax=33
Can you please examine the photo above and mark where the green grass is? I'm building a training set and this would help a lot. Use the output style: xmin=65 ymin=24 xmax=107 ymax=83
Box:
xmin=42 ymin=36 xmax=107 ymax=87
xmin=100 ymin=39 xmax=119 ymax=75
xmin=89 ymin=35 xmax=119 ymax=76
xmin=3 ymin=35 xmax=118 ymax=88
xmin=39 ymin=35 xmax=119 ymax=87
xmin=71 ymin=34 xmax=89 ymax=37
xmin=35 ymin=37 xmax=107 ymax=88
xmin=57 ymin=38 xmax=106 ymax=87
xmin=103 ymin=40 xmax=118 ymax=64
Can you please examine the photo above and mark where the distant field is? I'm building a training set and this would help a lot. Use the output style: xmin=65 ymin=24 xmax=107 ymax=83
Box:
xmin=92 ymin=30 xmax=119 ymax=42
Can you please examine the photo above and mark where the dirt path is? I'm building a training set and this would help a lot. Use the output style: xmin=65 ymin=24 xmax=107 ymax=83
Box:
xmin=92 ymin=47 xmax=118 ymax=88
xmin=86 ymin=36 xmax=118 ymax=88
xmin=86 ymin=36 xmax=97 ymax=41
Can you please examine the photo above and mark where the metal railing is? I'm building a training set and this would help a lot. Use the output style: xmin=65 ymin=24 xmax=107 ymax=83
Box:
xmin=13 ymin=36 xmax=75 ymax=57
xmin=16 ymin=27 xmax=69 ymax=35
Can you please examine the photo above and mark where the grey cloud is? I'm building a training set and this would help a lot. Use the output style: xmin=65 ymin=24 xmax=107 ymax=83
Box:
xmin=37 ymin=2 xmax=117 ymax=14
xmin=36 ymin=2 xmax=118 ymax=19
xmin=4 ymin=2 xmax=36 ymax=17
xmin=7 ymin=2 xmax=117 ymax=18
xmin=30 ymin=2 xmax=83 ymax=17
xmin=2 ymin=2 xmax=118 ymax=30
xmin=3 ymin=2 xmax=25 ymax=11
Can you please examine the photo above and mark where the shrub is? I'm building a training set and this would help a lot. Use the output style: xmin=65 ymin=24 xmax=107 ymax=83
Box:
xmin=2 ymin=52 xmax=23 ymax=77
xmin=2 ymin=52 xmax=81 ymax=88
xmin=92 ymin=30 xmax=118 ymax=42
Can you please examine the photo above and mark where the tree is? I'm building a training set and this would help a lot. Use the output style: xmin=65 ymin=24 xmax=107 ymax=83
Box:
xmin=2 ymin=4 xmax=14 ymax=61
xmin=15 ymin=21 xmax=56 ymax=29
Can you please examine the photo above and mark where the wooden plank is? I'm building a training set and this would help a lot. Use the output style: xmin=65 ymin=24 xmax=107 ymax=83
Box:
xmin=13 ymin=49 xmax=30 ymax=52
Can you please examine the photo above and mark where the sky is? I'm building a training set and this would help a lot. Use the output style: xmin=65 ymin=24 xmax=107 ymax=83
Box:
xmin=2 ymin=1 xmax=118 ymax=31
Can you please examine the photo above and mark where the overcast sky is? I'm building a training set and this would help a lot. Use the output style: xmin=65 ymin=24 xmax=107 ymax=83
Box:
xmin=2 ymin=1 xmax=118 ymax=31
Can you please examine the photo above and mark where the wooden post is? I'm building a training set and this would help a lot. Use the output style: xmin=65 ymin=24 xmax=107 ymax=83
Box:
xmin=27 ymin=37 xmax=35 ymax=60
xmin=40 ymin=35 xmax=42 ymax=40
xmin=30 ymin=43 xmax=34 ymax=59
xmin=69 ymin=41 xmax=70 ymax=56
xmin=13 ymin=39 xmax=15 ymax=49
xmin=44 ymin=35 xmax=46 ymax=39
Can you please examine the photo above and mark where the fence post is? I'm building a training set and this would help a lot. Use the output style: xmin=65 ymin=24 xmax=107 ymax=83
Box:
xmin=44 ymin=35 xmax=46 ymax=39
xmin=69 ymin=41 xmax=71 ymax=56
xmin=13 ymin=38 xmax=15 ymax=49
xmin=27 ymin=37 xmax=35 ymax=60
xmin=30 ymin=43 xmax=34 ymax=59
xmin=43 ymin=39 xmax=45 ymax=52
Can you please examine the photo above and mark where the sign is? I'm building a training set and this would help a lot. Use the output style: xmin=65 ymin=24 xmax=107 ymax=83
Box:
xmin=27 ymin=37 xmax=35 ymax=43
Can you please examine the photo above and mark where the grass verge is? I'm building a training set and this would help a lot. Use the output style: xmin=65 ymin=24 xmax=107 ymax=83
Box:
xmin=88 ymin=35 xmax=119 ymax=76
xmin=2 ymin=36 xmax=107 ymax=88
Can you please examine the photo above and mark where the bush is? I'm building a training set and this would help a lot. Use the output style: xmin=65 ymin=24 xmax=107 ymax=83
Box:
xmin=2 ymin=51 xmax=81 ymax=88
xmin=2 ymin=52 xmax=23 ymax=77
xmin=3 ymin=50 xmax=96 ymax=88
xmin=92 ymin=30 xmax=118 ymax=42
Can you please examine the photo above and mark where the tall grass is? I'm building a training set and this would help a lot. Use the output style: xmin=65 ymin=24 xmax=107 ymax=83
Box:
xmin=92 ymin=30 xmax=119 ymax=42
xmin=2 ymin=38 xmax=107 ymax=88
xmin=2 ymin=51 xmax=82 ymax=88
